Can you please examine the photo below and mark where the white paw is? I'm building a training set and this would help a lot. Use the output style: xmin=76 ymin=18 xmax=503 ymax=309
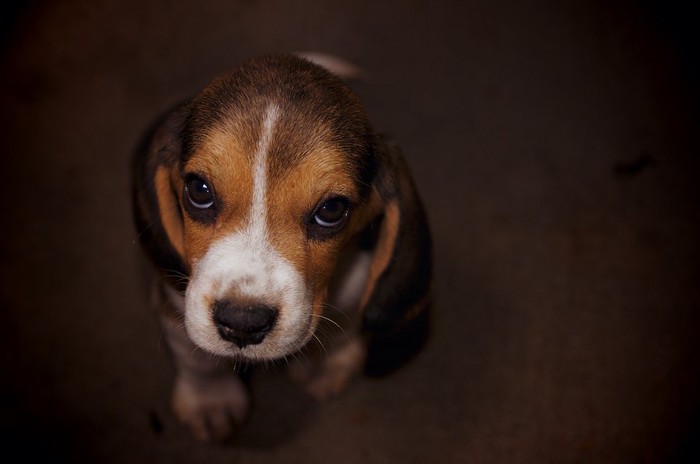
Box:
xmin=172 ymin=374 xmax=249 ymax=441
xmin=304 ymin=362 xmax=357 ymax=400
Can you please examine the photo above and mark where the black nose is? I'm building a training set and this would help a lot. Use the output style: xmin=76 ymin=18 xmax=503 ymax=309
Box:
xmin=212 ymin=300 xmax=278 ymax=348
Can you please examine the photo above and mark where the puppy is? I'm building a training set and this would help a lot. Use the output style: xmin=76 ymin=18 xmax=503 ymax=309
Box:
xmin=131 ymin=54 xmax=431 ymax=441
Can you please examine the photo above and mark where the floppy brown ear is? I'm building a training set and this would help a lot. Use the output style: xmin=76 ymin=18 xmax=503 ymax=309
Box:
xmin=131 ymin=103 xmax=189 ymax=289
xmin=360 ymin=140 xmax=432 ymax=334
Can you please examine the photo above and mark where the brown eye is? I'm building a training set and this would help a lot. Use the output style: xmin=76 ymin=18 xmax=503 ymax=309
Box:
xmin=307 ymin=196 xmax=350 ymax=240
xmin=313 ymin=197 xmax=350 ymax=228
xmin=185 ymin=175 xmax=214 ymax=209
xmin=183 ymin=173 xmax=218 ymax=224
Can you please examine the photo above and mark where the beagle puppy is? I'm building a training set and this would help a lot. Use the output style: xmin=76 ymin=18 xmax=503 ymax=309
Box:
xmin=131 ymin=54 xmax=432 ymax=441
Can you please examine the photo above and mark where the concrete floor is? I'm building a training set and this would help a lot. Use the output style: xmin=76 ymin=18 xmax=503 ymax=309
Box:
xmin=1 ymin=1 xmax=699 ymax=462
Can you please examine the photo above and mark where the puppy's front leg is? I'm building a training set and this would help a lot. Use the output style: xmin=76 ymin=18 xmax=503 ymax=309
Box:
xmin=156 ymin=284 xmax=249 ymax=441
xmin=304 ymin=335 xmax=367 ymax=399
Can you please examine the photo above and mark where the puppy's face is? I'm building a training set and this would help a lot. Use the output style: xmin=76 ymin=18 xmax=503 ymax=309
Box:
xmin=174 ymin=59 xmax=378 ymax=361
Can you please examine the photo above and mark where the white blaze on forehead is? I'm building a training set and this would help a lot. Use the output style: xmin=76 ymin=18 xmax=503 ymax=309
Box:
xmin=184 ymin=103 xmax=314 ymax=359
xmin=249 ymin=103 xmax=279 ymax=237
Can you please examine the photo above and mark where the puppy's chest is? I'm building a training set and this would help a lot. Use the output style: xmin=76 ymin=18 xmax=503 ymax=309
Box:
xmin=327 ymin=246 xmax=372 ymax=314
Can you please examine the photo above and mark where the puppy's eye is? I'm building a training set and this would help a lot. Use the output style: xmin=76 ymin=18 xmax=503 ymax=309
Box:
xmin=314 ymin=197 xmax=349 ymax=227
xmin=308 ymin=197 xmax=351 ymax=240
xmin=183 ymin=174 xmax=218 ymax=224
xmin=185 ymin=176 xmax=214 ymax=209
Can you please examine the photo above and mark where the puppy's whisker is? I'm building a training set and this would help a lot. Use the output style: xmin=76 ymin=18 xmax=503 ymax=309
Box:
xmin=135 ymin=222 xmax=154 ymax=240
xmin=319 ymin=302 xmax=351 ymax=323
xmin=310 ymin=330 xmax=328 ymax=357
xmin=288 ymin=349 xmax=305 ymax=366
xmin=290 ymin=344 xmax=311 ymax=366
xmin=162 ymin=270 xmax=188 ymax=279
xmin=313 ymin=313 xmax=346 ymax=333
xmin=311 ymin=315 xmax=350 ymax=349
xmin=158 ymin=271 xmax=190 ymax=289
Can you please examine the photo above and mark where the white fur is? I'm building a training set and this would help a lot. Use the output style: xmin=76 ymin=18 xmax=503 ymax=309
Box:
xmin=329 ymin=249 xmax=372 ymax=312
xmin=184 ymin=103 xmax=314 ymax=360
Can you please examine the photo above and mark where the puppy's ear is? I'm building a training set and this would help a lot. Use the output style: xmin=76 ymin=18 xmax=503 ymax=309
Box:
xmin=132 ymin=103 xmax=189 ymax=288
xmin=360 ymin=140 xmax=432 ymax=333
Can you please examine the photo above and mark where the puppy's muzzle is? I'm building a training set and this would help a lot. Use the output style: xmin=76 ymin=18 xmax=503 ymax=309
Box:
xmin=213 ymin=300 xmax=278 ymax=348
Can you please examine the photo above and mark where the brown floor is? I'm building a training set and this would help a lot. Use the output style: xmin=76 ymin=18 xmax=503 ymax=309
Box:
xmin=2 ymin=1 xmax=699 ymax=462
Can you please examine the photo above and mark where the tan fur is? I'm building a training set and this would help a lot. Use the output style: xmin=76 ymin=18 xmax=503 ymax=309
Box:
xmin=266 ymin=148 xmax=361 ymax=277
xmin=180 ymin=131 xmax=255 ymax=263
xmin=360 ymin=199 xmax=400 ymax=308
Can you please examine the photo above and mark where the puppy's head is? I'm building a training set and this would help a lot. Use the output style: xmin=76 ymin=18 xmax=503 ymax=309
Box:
xmin=133 ymin=55 xmax=431 ymax=361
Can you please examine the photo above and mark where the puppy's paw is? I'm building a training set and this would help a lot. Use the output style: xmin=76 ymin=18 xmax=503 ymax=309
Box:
xmin=293 ymin=337 xmax=366 ymax=400
xmin=304 ymin=363 xmax=356 ymax=400
xmin=172 ymin=374 xmax=249 ymax=442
